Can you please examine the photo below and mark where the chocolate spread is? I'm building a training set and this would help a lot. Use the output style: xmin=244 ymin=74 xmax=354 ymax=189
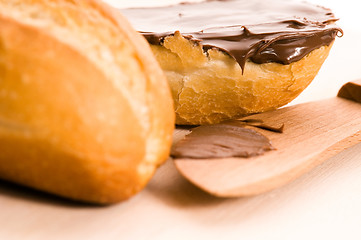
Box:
xmin=338 ymin=80 xmax=361 ymax=103
xmin=121 ymin=0 xmax=342 ymax=71
xmin=171 ymin=121 xmax=274 ymax=159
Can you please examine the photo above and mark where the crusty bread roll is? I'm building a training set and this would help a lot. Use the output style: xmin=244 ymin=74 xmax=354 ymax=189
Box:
xmin=121 ymin=0 xmax=341 ymax=125
xmin=0 ymin=0 xmax=174 ymax=204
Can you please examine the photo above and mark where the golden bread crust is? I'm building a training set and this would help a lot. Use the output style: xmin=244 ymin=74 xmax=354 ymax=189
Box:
xmin=151 ymin=32 xmax=332 ymax=125
xmin=0 ymin=0 xmax=174 ymax=204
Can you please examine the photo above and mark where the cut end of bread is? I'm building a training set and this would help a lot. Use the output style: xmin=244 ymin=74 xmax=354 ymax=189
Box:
xmin=151 ymin=33 xmax=333 ymax=125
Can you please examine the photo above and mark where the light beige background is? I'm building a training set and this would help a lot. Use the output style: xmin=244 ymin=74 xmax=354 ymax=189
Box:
xmin=1 ymin=1 xmax=361 ymax=239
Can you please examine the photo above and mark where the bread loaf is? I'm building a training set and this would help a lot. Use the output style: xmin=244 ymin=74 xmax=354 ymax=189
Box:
xmin=0 ymin=0 xmax=174 ymax=204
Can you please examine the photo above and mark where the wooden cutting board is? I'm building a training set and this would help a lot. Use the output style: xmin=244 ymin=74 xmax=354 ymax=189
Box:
xmin=173 ymin=81 xmax=361 ymax=197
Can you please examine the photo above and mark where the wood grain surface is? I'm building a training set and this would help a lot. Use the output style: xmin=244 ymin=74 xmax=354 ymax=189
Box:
xmin=1 ymin=1 xmax=361 ymax=239
xmin=174 ymin=97 xmax=361 ymax=197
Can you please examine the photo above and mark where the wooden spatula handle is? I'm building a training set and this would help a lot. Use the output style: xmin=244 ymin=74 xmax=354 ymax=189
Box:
xmin=338 ymin=80 xmax=361 ymax=103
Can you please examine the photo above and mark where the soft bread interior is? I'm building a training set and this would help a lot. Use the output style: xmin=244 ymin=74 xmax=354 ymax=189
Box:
xmin=151 ymin=31 xmax=332 ymax=124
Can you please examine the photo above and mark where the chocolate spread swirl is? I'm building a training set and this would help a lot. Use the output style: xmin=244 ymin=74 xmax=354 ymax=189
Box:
xmin=121 ymin=0 xmax=342 ymax=71
xmin=171 ymin=121 xmax=275 ymax=159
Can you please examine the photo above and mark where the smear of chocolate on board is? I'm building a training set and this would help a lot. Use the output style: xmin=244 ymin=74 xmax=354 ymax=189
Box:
xmin=171 ymin=121 xmax=276 ymax=159
xmin=172 ymin=119 xmax=285 ymax=159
